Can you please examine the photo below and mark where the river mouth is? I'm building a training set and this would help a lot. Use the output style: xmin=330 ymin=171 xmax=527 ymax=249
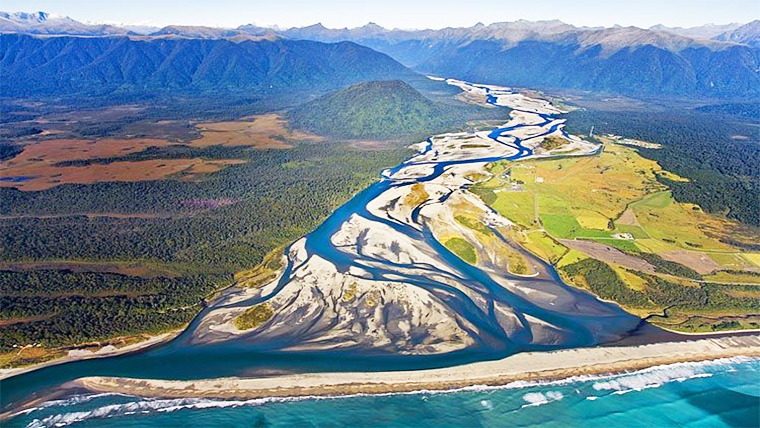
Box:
xmin=2 ymin=78 xmax=647 ymax=415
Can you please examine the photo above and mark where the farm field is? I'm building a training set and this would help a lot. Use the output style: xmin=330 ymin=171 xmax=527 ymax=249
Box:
xmin=474 ymin=142 xmax=760 ymax=332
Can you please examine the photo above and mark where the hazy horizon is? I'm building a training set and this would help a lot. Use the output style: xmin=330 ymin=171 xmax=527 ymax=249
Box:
xmin=3 ymin=0 xmax=758 ymax=31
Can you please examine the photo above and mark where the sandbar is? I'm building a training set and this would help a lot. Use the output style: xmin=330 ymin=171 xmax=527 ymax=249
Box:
xmin=77 ymin=335 xmax=760 ymax=400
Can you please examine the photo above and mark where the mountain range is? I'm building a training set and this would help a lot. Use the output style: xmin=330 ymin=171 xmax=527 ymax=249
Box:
xmin=0 ymin=11 xmax=133 ymax=36
xmin=272 ymin=20 xmax=760 ymax=98
xmin=0 ymin=33 xmax=420 ymax=98
xmin=2 ymin=12 xmax=759 ymax=99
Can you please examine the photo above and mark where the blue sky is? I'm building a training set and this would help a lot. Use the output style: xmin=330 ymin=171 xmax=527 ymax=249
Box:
xmin=4 ymin=0 xmax=759 ymax=29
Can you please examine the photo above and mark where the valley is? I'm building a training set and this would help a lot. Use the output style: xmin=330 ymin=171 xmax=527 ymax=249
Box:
xmin=190 ymin=79 xmax=634 ymax=355
xmin=1 ymin=75 xmax=757 ymax=377
xmin=1 ymin=5 xmax=759 ymax=428
xmin=193 ymin=79 xmax=760 ymax=357
xmin=0 ymin=75 xmax=506 ymax=370
xmin=3 ymin=78 xmax=757 ymax=423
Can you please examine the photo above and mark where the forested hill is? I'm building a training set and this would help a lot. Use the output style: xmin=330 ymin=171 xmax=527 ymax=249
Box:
xmin=0 ymin=34 xmax=421 ymax=99
xmin=287 ymin=80 xmax=504 ymax=140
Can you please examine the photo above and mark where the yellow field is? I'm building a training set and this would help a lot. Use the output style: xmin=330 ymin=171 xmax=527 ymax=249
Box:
xmin=519 ymin=231 xmax=567 ymax=264
xmin=703 ymin=271 xmax=760 ymax=285
xmin=708 ymin=253 xmax=755 ymax=270
xmin=630 ymin=191 xmax=734 ymax=251
xmin=191 ymin=114 xmax=323 ymax=148
xmin=520 ymin=144 xmax=670 ymax=219
xmin=742 ymin=253 xmax=760 ymax=267
xmin=634 ymin=238 xmax=679 ymax=253
xmin=467 ymin=142 xmax=760 ymax=333
xmin=611 ymin=265 xmax=648 ymax=291
xmin=576 ymin=211 xmax=611 ymax=230
xmin=477 ymin=144 xmax=760 ymax=272
xmin=556 ymin=248 xmax=588 ymax=268
xmin=483 ymin=145 xmax=669 ymax=240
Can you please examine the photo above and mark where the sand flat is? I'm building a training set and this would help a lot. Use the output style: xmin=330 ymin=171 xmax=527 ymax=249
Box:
xmin=78 ymin=335 xmax=760 ymax=400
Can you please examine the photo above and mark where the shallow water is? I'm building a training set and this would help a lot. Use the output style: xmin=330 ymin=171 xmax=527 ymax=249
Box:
xmin=8 ymin=357 xmax=759 ymax=428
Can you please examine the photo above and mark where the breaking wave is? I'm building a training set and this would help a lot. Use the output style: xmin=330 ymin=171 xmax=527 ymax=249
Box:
xmin=22 ymin=356 xmax=757 ymax=428
xmin=521 ymin=391 xmax=564 ymax=408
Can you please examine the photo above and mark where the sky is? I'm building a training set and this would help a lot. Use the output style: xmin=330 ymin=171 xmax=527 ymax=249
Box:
xmin=3 ymin=0 xmax=759 ymax=30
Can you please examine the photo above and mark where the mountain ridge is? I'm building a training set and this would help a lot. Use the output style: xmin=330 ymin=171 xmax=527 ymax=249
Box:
xmin=0 ymin=33 xmax=422 ymax=99
xmin=286 ymin=80 xmax=502 ymax=140
xmin=3 ymin=12 xmax=759 ymax=98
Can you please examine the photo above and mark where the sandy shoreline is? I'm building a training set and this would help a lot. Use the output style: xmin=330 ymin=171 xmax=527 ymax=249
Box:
xmin=0 ymin=331 xmax=181 ymax=381
xmin=77 ymin=335 xmax=760 ymax=400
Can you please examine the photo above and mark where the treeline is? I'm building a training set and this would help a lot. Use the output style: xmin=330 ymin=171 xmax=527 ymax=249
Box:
xmin=0 ymin=143 xmax=23 ymax=161
xmin=636 ymin=253 xmax=702 ymax=280
xmin=561 ymin=258 xmax=759 ymax=314
xmin=54 ymin=145 xmax=255 ymax=167
xmin=695 ymin=102 xmax=760 ymax=120
xmin=0 ymin=270 xmax=229 ymax=352
xmin=0 ymin=270 xmax=213 ymax=297
xmin=564 ymin=108 xmax=760 ymax=226
xmin=562 ymin=258 xmax=651 ymax=307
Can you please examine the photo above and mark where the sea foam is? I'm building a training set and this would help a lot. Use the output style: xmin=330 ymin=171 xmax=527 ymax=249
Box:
xmin=22 ymin=356 xmax=759 ymax=428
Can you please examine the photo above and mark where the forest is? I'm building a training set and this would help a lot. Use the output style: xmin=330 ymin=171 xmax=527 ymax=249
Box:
xmin=564 ymin=107 xmax=760 ymax=226
xmin=0 ymin=94 xmax=436 ymax=358
xmin=561 ymin=258 xmax=759 ymax=315
xmin=1 ymin=142 xmax=411 ymax=271
xmin=0 ymin=270 xmax=228 ymax=352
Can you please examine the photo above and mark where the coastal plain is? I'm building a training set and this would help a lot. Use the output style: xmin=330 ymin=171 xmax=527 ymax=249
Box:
xmin=2 ymin=78 xmax=758 ymax=426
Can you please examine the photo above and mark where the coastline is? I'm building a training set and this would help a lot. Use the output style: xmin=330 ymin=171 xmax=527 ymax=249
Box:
xmin=0 ymin=330 xmax=181 ymax=381
xmin=77 ymin=335 xmax=760 ymax=401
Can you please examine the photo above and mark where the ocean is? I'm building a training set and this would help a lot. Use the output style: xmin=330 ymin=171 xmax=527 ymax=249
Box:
xmin=8 ymin=357 xmax=759 ymax=428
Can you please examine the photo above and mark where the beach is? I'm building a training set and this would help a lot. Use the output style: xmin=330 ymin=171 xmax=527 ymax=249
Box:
xmin=77 ymin=335 xmax=760 ymax=400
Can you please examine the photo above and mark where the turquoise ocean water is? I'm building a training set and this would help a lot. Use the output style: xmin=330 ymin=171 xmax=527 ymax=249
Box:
xmin=8 ymin=357 xmax=759 ymax=428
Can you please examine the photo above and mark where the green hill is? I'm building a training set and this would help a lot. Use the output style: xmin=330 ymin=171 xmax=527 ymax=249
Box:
xmin=287 ymin=80 xmax=499 ymax=140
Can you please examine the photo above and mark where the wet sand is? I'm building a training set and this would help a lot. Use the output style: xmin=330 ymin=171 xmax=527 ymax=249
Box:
xmin=77 ymin=335 xmax=760 ymax=401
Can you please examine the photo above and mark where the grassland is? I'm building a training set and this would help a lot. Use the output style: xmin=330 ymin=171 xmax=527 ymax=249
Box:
xmin=444 ymin=237 xmax=478 ymax=264
xmin=473 ymin=142 xmax=760 ymax=331
xmin=0 ymin=114 xmax=309 ymax=191
xmin=234 ymin=303 xmax=275 ymax=330
xmin=234 ymin=245 xmax=287 ymax=289
xmin=191 ymin=114 xmax=323 ymax=149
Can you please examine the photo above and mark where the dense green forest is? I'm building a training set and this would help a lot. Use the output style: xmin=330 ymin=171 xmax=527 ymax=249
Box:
xmin=287 ymin=80 xmax=505 ymax=140
xmin=561 ymin=258 xmax=650 ymax=308
xmin=564 ymin=108 xmax=760 ymax=226
xmin=0 ymin=141 xmax=411 ymax=355
xmin=0 ymin=271 xmax=227 ymax=353
xmin=695 ymin=102 xmax=760 ymax=120
xmin=1 ymin=142 xmax=411 ymax=271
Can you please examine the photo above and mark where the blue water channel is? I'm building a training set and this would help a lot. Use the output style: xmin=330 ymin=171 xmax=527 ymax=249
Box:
xmin=1 ymin=82 xmax=643 ymax=417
